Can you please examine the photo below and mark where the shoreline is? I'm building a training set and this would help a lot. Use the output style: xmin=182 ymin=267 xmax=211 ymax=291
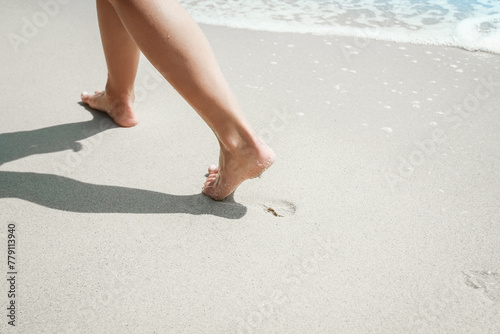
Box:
xmin=191 ymin=19 xmax=500 ymax=56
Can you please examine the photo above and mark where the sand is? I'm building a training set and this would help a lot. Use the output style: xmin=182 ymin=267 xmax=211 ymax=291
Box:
xmin=1 ymin=1 xmax=499 ymax=333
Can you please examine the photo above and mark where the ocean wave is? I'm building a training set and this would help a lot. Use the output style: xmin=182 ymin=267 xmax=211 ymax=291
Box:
xmin=180 ymin=0 xmax=500 ymax=54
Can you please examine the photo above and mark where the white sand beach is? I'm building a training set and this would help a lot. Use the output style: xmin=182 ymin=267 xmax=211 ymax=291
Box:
xmin=1 ymin=1 xmax=499 ymax=333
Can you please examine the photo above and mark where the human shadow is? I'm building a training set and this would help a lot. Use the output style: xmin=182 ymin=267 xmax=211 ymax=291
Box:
xmin=0 ymin=106 xmax=247 ymax=219
xmin=0 ymin=106 xmax=116 ymax=166
xmin=0 ymin=171 xmax=246 ymax=218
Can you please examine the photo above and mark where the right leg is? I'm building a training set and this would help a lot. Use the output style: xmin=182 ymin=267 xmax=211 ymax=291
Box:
xmin=105 ymin=0 xmax=275 ymax=200
xmin=81 ymin=0 xmax=140 ymax=127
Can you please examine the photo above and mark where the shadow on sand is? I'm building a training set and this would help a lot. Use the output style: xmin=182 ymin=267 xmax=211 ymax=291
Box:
xmin=0 ymin=106 xmax=118 ymax=166
xmin=0 ymin=106 xmax=246 ymax=219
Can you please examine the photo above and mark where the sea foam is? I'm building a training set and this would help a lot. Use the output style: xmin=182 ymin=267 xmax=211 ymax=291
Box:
xmin=180 ymin=0 xmax=500 ymax=54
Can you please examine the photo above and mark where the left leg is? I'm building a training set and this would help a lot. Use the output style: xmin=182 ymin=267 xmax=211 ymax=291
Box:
xmin=81 ymin=0 xmax=140 ymax=127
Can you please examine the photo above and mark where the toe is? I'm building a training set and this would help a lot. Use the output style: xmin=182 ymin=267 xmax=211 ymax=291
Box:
xmin=203 ymin=175 xmax=216 ymax=188
xmin=202 ymin=186 xmax=219 ymax=199
xmin=81 ymin=91 xmax=89 ymax=102
xmin=205 ymin=176 xmax=216 ymax=185
xmin=208 ymin=165 xmax=218 ymax=174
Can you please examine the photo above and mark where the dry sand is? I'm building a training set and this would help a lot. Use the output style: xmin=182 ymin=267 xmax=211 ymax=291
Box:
xmin=1 ymin=1 xmax=499 ymax=333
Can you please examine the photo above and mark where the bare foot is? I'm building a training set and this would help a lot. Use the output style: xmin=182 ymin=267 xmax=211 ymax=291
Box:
xmin=81 ymin=90 xmax=138 ymax=127
xmin=202 ymin=142 xmax=275 ymax=201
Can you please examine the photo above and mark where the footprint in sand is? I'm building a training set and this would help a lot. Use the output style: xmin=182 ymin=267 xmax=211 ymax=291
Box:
xmin=463 ymin=270 xmax=500 ymax=302
xmin=260 ymin=200 xmax=297 ymax=217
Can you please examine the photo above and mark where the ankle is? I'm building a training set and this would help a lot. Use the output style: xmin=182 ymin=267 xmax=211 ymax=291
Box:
xmin=223 ymin=135 xmax=267 ymax=159
xmin=105 ymin=82 xmax=135 ymax=104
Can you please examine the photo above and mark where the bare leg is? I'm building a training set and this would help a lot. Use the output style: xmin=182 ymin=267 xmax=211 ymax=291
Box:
xmin=81 ymin=0 xmax=139 ymax=127
xmin=88 ymin=0 xmax=274 ymax=200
